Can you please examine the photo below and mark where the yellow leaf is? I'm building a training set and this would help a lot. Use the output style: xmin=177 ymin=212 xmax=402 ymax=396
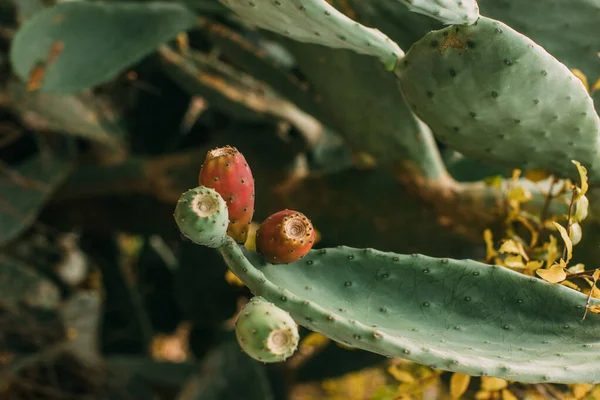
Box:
xmin=525 ymin=260 xmax=544 ymax=276
xmin=450 ymin=372 xmax=471 ymax=399
xmin=507 ymin=186 xmax=532 ymax=204
xmin=594 ymin=269 xmax=600 ymax=280
xmin=553 ymin=221 xmax=573 ymax=263
xmin=481 ymin=377 xmax=508 ymax=392
xmin=588 ymin=305 xmax=600 ymax=314
xmin=568 ymin=263 xmax=586 ymax=274
xmin=524 ymin=169 xmax=552 ymax=183
xmin=243 ymin=222 xmax=261 ymax=251
xmin=503 ymin=255 xmax=525 ymax=269
xmin=571 ymin=68 xmax=590 ymax=91
xmin=387 ymin=365 xmax=416 ymax=383
xmin=501 ymin=389 xmax=519 ymax=400
xmin=561 ymin=280 xmax=580 ymax=291
xmin=572 ymin=383 xmax=593 ymax=399
xmin=499 ymin=239 xmax=529 ymax=261
xmin=483 ymin=229 xmax=498 ymax=261
xmin=546 ymin=235 xmax=559 ymax=268
xmin=511 ymin=169 xmax=522 ymax=181
xmin=475 ymin=391 xmax=493 ymax=400
xmin=574 ymin=195 xmax=589 ymax=222
xmin=224 ymin=270 xmax=245 ymax=287
xmin=536 ymin=264 xmax=567 ymax=283
xmin=572 ymin=160 xmax=589 ymax=198
xmin=592 ymin=77 xmax=600 ymax=95
xmin=301 ymin=332 xmax=330 ymax=349
xmin=484 ymin=175 xmax=503 ymax=189
xmin=569 ymin=222 xmax=583 ymax=246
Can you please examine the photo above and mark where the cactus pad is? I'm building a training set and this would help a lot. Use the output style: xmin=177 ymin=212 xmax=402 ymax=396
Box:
xmin=219 ymin=0 xmax=404 ymax=70
xmin=174 ymin=186 xmax=229 ymax=248
xmin=235 ymin=296 xmax=300 ymax=363
xmin=219 ymin=236 xmax=600 ymax=384
xmin=394 ymin=16 xmax=600 ymax=182
xmin=395 ymin=0 xmax=479 ymax=25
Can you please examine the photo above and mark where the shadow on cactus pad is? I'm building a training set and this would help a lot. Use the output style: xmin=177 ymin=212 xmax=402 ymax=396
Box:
xmin=219 ymin=236 xmax=600 ymax=384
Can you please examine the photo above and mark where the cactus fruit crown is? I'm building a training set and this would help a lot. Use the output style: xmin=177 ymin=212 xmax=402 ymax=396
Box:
xmin=174 ymin=186 xmax=229 ymax=248
xmin=256 ymin=210 xmax=315 ymax=264
xmin=235 ymin=296 xmax=300 ymax=363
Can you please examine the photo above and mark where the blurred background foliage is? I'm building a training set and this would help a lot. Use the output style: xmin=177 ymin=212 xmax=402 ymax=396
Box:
xmin=1 ymin=0 xmax=600 ymax=399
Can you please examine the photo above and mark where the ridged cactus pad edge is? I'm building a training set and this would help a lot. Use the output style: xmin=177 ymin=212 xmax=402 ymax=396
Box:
xmin=219 ymin=0 xmax=404 ymax=70
xmin=219 ymin=236 xmax=600 ymax=384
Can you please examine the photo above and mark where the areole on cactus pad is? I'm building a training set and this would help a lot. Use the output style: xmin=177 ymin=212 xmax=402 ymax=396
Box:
xmin=219 ymin=236 xmax=600 ymax=384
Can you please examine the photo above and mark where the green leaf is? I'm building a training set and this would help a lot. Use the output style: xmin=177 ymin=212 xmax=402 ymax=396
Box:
xmin=0 ymin=154 xmax=72 ymax=245
xmin=10 ymin=1 xmax=197 ymax=93
xmin=7 ymin=78 xmax=126 ymax=150
xmin=0 ymin=254 xmax=61 ymax=309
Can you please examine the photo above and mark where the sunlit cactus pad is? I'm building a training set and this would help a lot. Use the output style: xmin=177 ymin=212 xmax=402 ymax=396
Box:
xmin=219 ymin=0 xmax=404 ymax=69
xmin=220 ymin=236 xmax=600 ymax=384
xmin=396 ymin=0 xmax=479 ymax=25
xmin=395 ymin=16 xmax=600 ymax=182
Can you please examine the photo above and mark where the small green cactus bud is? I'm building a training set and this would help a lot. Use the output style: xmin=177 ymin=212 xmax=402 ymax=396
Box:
xmin=174 ymin=186 xmax=229 ymax=248
xmin=235 ymin=296 xmax=299 ymax=363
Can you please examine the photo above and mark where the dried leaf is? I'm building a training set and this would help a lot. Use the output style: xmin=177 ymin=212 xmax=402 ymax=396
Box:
xmin=572 ymin=160 xmax=589 ymax=198
xmin=571 ymin=68 xmax=590 ymax=91
xmin=450 ymin=372 xmax=471 ymax=399
xmin=507 ymin=186 xmax=532 ymax=204
xmin=480 ymin=377 xmax=508 ymax=392
xmin=503 ymin=255 xmax=525 ymax=269
xmin=484 ymin=175 xmax=503 ymax=189
xmin=569 ymin=222 xmax=583 ymax=246
xmin=568 ymin=263 xmax=586 ymax=274
xmin=483 ymin=229 xmax=497 ymax=261
xmin=574 ymin=195 xmax=589 ymax=222
xmin=224 ymin=270 xmax=245 ymax=287
xmin=561 ymin=280 xmax=580 ymax=291
xmin=501 ymin=389 xmax=519 ymax=400
xmin=300 ymin=332 xmax=330 ymax=349
xmin=572 ymin=384 xmax=593 ymax=399
xmin=592 ymin=77 xmax=600 ymax=95
xmin=499 ymin=239 xmax=529 ymax=261
xmin=588 ymin=305 xmax=600 ymax=314
xmin=525 ymin=260 xmax=544 ymax=276
xmin=536 ymin=264 xmax=567 ymax=283
xmin=546 ymin=235 xmax=559 ymax=268
xmin=553 ymin=221 xmax=573 ymax=263
xmin=524 ymin=169 xmax=552 ymax=183
xmin=387 ymin=365 xmax=416 ymax=384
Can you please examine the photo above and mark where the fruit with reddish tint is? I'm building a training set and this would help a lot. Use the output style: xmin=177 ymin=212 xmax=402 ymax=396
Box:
xmin=255 ymin=210 xmax=315 ymax=264
xmin=199 ymin=145 xmax=255 ymax=244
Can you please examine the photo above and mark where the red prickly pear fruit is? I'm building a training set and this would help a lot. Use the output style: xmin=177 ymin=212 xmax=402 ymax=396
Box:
xmin=199 ymin=145 xmax=255 ymax=244
xmin=255 ymin=210 xmax=315 ymax=264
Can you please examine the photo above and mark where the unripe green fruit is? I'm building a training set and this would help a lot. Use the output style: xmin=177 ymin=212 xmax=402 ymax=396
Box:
xmin=235 ymin=296 xmax=299 ymax=363
xmin=174 ymin=186 xmax=229 ymax=248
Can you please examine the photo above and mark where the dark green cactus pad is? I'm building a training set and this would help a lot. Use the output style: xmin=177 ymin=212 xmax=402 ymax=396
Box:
xmin=219 ymin=0 xmax=404 ymax=70
xmin=219 ymin=236 xmax=600 ymax=384
xmin=10 ymin=1 xmax=197 ymax=93
xmin=0 ymin=255 xmax=61 ymax=309
xmin=174 ymin=186 xmax=229 ymax=248
xmin=395 ymin=16 xmax=600 ymax=183
xmin=0 ymin=154 xmax=72 ymax=246
xmin=396 ymin=0 xmax=479 ymax=25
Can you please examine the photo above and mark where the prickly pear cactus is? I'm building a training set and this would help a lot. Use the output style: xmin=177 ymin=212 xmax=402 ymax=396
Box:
xmin=174 ymin=186 xmax=229 ymax=248
xmin=218 ymin=0 xmax=404 ymax=69
xmin=394 ymin=16 xmax=600 ymax=183
xmin=395 ymin=0 xmax=479 ymax=25
xmin=235 ymin=296 xmax=299 ymax=363
xmin=219 ymin=236 xmax=600 ymax=384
